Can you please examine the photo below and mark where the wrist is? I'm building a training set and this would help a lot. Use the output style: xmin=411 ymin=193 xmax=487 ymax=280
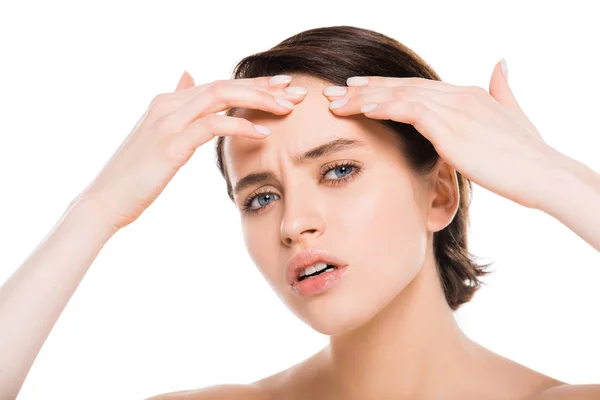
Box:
xmin=536 ymin=148 xmax=600 ymax=216
xmin=61 ymin=197 xmax=121 ymax=240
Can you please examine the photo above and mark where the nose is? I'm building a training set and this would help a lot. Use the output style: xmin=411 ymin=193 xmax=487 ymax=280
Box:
xmin=279 ymin=184 xmax=325 ymax=246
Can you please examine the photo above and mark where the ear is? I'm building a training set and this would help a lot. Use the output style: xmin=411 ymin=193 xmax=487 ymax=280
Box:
xmin=175 ymin=70 xmax=195 ymax=91
xmin=426 ymin=159 xmax=460 ymax=233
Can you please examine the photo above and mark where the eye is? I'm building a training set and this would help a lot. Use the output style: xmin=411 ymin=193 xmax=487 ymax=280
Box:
xmin=241 ymin=161 xmax=363 ymax=216
xmin=322 ymin=162 xmax=356 ymax=182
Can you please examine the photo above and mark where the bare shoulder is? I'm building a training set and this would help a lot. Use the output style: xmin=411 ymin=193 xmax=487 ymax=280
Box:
xmin=526 ymin=383 xmax=600 ymax=399
xmin=142 ymin=350 xmax=317 ymax=400
xmin=145 ymin=383 xmax=271 ymax=400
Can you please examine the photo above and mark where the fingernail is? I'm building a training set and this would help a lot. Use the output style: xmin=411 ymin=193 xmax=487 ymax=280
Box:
xmin=347 ymin=77 xmax=369 ymax=86
xmin=361 ymin=103 xmax=378 ymax=113
xmin=323 ymin=86 xmax=347 ymax=96
xmin=269 ymin=75 xmax=292 ymax=85
xmin=500 ymin=58 xmax=508 ymax=79
xmin=284 ymin=86 xmax=308 ymax=95
xmin=329 ymin=98 xmax=348 ymax=109
xmin=254 ymin=125 xmax=272 ymax=135
xmin=275 ymin=96 xmax=295 ymax=109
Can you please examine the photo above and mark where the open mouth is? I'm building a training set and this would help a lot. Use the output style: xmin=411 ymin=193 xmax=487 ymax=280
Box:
xmin=298 ymin=264 xmax=339 ymax=282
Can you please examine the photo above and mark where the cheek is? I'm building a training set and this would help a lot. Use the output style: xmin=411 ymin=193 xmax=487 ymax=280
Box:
xmin=311 ymin=174 xmax=427 ymax=334
xmin=241 ymin=218 xmax=282 ymax=286
xmin=349 ymin=175 xmax=427 ymax=281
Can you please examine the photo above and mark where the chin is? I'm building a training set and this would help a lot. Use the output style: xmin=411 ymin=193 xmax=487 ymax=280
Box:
xmin=280 ymin=263 xmax=423 ymax=336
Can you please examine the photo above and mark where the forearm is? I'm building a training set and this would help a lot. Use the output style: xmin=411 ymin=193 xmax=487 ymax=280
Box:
xmin=537 ymin=149 xmax=600 ymax=251
xmin=0 ymin=200 xmax=118 ymax=398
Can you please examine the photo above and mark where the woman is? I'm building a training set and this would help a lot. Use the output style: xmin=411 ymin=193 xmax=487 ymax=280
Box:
xmin=1 ymin=25 xmax=598 ymax=399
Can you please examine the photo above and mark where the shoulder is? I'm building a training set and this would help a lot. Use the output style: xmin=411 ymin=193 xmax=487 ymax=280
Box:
xmin=144 ymin=351 xmax=313 ymax=400
xmin=526 ymin=383 xmax=600 ymax=399
xmin=145 ymin=383 xmax=271 ymax=400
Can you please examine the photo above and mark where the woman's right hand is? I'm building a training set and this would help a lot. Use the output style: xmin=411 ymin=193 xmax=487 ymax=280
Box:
xmin=69 ymin=72 xmax=305 ymax=231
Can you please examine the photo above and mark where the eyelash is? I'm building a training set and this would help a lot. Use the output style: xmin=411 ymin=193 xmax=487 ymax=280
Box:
xmin=241 ymin=161 xmax=363 ymax=216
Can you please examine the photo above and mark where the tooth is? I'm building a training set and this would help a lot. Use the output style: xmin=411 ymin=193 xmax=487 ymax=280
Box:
xmin=298 ymin=262 xmax=332 ymax=280
xmin=314 ymin=263 xmax=328 ymax=272
xmin=305 ymin=265 xmax=317 ymax=275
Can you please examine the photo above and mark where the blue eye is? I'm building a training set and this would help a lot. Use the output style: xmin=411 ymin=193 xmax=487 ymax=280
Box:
xmin=323 ymin=163 xmax=354 ymax=180
xmin=241 ymin=161 xmax=362 ymax=216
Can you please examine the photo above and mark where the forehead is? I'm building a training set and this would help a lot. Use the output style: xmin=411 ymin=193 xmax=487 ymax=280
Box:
xmin=222 ymin=74 xmax=396 ymax=187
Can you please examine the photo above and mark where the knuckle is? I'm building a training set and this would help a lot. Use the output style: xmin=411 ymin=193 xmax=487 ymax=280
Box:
xmin=204 ymin=83 xmax=218 ymax=98
xmin=148 ymin=93 xmax=174 ymax=116
xmin=469 ymin=85 xmax=487 ymax=96
xmin=392 ymin=87 xmax=404 ymax=100
xmin=163 ymin=137 xmax=192 ymax=165
xmin=407 ymin=101 xmax=425 ymax=118
xmin=207 ymin=80 xmax=228 ymax=97
xmin=263 ymin=91 xmax=278 ymax=105
xmin=392 ymin=86 xmax=411 ymax=101
xmin=150 ymin=92 xmax=170 ymax=106
xmin=455 ymin=89 xmax=478 ymax=105
xmin=200 ymin=113 xmax=221 ymax=131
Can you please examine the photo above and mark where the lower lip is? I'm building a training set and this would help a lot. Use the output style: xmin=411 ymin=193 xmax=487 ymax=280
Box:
xmin=291 ymin=266 xmax=349 ymax=297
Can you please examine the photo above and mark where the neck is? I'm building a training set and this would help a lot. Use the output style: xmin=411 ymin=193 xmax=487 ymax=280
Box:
xmin=323 ymin=245 xmax=479 ymax=398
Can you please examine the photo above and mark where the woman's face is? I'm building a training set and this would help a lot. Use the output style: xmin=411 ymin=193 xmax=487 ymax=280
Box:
xmin=223 ymin=74 xmax=452 ymax=335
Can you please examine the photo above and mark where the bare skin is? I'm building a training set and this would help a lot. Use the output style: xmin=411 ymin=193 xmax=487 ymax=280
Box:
xmin=150 ymin=75 xmax=597 ymax=400
xmin=150 ymin=349 xmax=566 ymax=400
xmin=150 ymin=346 xmax=566 ymax=400
xmin=220 ymin=75 xmax=567 ymax=400
xmin=3 ymin=69 xmax=598 ymax=399
xmin=0 ymin=72 xmax=305 ymax=399
xmin=251 ymin=343 xmax=566 ymax=400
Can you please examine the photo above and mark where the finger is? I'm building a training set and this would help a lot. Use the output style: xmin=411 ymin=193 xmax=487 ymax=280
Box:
xmin=138 ymin=72 xmax=197 ymax=131
xmin=232 ymin=74 xmax=292 ymax=87
xmin=231 ymin=76 xmax=309 ymax=98
xmin=360 ymin=99 xmax=456 ymax=156
xmin=175 ymin=70 xmax=196 ymax=91
xmin=159 ymin=82 xmax=300 ymax=132
xmin=343 ymin=76 xmax=465 ymax=92
xmin=331 ymin=85 xmax=467 ymax=100
xmin=146 ymin=80 xmax=306 ymax=128
xmin=488 ymin=60 xmax=544 ymax=140
xmin=328 ymin=87 xmax=456 ymax=119
xmin=169 ymin=74 xmax=295 ymax=100
xmin=170 ymin=114 xmax=271 ymax=157
xmin=323 ymin=84 xmax=469 ymax=114
xmin=488 ymin=60 xmax=525 ymax=115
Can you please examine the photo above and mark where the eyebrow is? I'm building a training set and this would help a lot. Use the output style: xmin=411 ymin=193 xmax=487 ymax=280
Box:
xmin=233 ymin=137 xmax=368 ymax=199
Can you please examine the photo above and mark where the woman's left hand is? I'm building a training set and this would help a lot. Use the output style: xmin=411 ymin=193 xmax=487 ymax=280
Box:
xmin=323 ymin=60 xmax=561 ymax=211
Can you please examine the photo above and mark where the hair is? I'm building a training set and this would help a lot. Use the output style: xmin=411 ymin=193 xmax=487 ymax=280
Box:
xmin=214 ymin=25 xmax=494 ymax=311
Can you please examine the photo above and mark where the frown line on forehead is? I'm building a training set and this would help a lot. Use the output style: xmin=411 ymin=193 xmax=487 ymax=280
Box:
xmin=233 ymin=137 xmax=368 ymax=199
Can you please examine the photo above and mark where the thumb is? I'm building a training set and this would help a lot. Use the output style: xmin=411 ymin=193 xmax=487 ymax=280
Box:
xmin=488 ymin=59 xmax=524 ymax=115
xmin=175 ymin=70 xmax=195 ymax=91
xmin=489 ymin=59 xmax=544 ymax=141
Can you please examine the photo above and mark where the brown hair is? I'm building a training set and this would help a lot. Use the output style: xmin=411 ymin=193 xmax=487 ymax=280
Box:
xmin=214 ymin=25 xmax=494 ymax=311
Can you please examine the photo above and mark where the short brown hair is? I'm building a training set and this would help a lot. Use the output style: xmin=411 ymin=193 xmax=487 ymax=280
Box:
xmin=214 ymin=25 xmax=494 ymax=311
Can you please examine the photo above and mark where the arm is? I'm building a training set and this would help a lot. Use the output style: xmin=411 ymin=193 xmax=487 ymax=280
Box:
xmin=535 ymin=148 xmax=600 ymax=251
xmin=0 ymin=199 xmax=118 ymax=398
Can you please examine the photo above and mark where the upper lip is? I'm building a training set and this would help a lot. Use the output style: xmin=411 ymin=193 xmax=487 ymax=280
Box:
xmin=286 ymin=248 xmax=348 ymax=285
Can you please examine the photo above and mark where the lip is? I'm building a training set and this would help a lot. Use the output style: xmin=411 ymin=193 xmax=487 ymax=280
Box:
xmin=286 ymin=248 xmax=349 ymax=286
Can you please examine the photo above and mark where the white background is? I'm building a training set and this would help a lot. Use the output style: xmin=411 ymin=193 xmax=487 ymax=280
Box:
xmin=1 ymin=1 xmax=599 ymax=399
